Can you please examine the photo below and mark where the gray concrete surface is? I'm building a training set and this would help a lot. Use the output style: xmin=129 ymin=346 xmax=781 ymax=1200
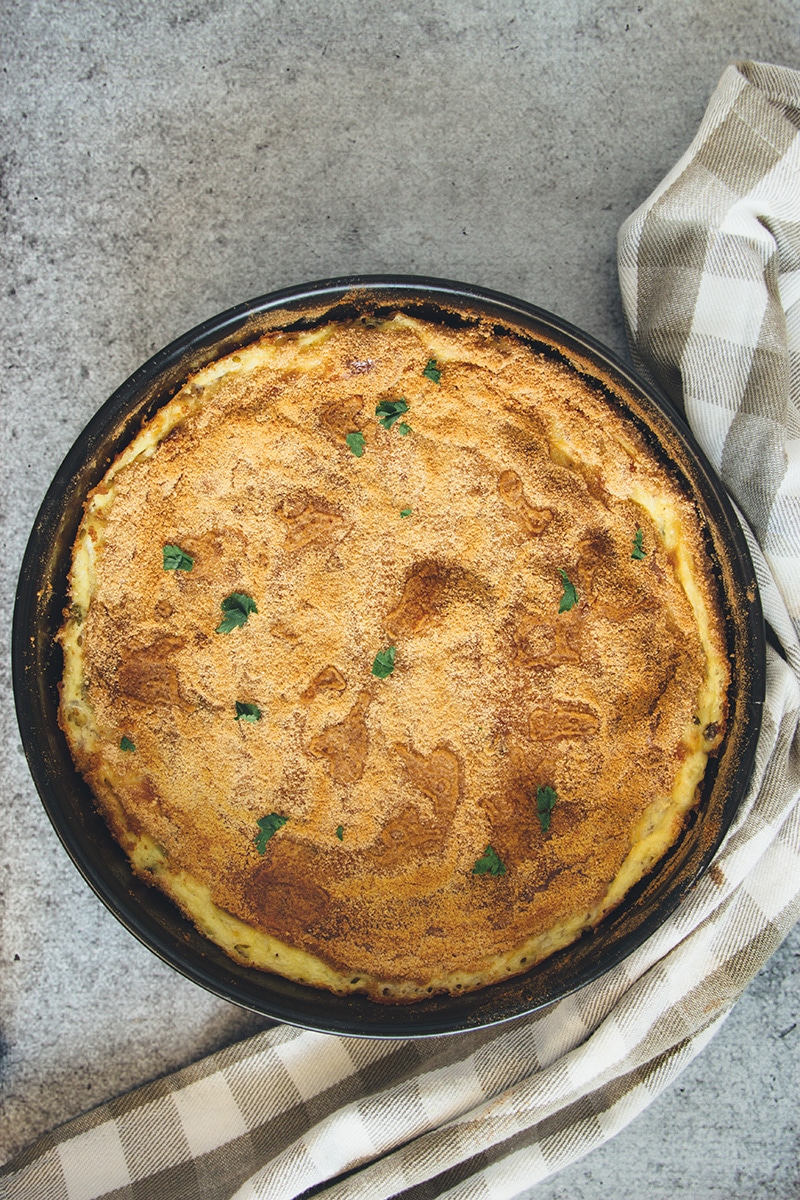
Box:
xmin=2 ymin=0 xmax=799 ymax=1194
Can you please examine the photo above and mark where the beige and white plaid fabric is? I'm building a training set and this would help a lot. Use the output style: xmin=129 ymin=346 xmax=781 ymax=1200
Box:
xmin=3 ymin=59 xmax=799 ymax=1200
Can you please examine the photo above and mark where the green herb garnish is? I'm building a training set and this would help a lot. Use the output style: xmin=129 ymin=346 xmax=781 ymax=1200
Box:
xmin=345 ymin=431 xmax=366 ymax=457
xmin=336 ymin=825 xmax=344 ymax=841
xmin=255 ymin=813 xmax=288 ymax=854
xmin=472 ymin=845 xmax=506 ymax=876
xmin=399 ymin=507 xmax=413 ymax=518
xmin=371 ymin=646 xmax=396 ymax=678
xmin=120 ymin=736 xmax=136 ymax=752
xmin=558 ymin=569 xmax=578 ymax=613
xmin=235 ymin=702 xmax=262 ymax=722
xmin=423 ymin=358 xmax=441 ymax=384
xmin=397 ymin=422 xmax=412 ymax=436
xmin=536 ymin=785 xmax=558 ymax=832
xmin=631 ymin=528 xmax=647 ymax=560
xmin=162 ymin=544 xmax=194 ymax=572
xmin=216 ymin=592 xmax=258 ymax=634
xmin=375 ymin=398 xmax=409 ymax=430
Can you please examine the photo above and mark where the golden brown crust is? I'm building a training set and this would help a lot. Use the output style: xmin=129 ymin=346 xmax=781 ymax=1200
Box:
xmin=59 ymin=314 xmax=730 ymax=999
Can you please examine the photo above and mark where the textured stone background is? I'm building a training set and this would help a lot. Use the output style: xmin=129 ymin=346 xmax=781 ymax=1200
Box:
xmin=2 ymin=1 xmax=798 ymax=1194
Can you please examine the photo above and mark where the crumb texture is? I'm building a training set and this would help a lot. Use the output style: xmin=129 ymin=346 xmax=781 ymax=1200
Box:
xmin=59 ymin=315 xmax=730 ymax=999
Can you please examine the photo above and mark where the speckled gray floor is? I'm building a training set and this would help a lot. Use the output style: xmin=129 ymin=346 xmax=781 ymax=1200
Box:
xmin=2 ymin=1 xmax=799 ymax=1194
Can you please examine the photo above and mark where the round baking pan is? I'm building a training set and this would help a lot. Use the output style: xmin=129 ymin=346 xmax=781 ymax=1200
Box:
xmin=12 ymin=276 xmax=765 ymax=1037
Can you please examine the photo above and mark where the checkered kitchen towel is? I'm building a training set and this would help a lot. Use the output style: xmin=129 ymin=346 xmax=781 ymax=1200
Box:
xmin=2 ymin=59 xmax=799 ymax=1200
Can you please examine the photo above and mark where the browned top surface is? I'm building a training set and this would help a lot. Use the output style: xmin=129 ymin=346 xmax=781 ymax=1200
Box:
xmin=71 ymin=316 xmax=727 ymax=983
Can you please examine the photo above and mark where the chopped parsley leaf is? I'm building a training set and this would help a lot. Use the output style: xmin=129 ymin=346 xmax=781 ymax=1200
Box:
xmin=162 ymin=544 xmax=194 ymax=571
xmin=399 ymin=507 xmax=413 ymax=518
xmin=336 ymin=824 xmax=344 ymax=841
xmin=375 ymin=398 xmax=409 ymax=430
xmin=345 ymin=430 xmax=366 ymax=457
xmin=397 ymin=422 xmax=412 ymax=436
xmin=631 ymin=528 xmax=647 ymax=560
xmin=235 ymin=701 xmax=262 ymax=722
xmin=216 ymin=592 xmax=258 ymax=634
xmin=472 ymin=845 xmax=506 ymax=876
xmin=255 ymin=813 xmax=288 ymax=854
xmin=120 ymin=735 xmax=136 ymax=752
xmin=536 ymin=785 xmax=558 ymax=832
xmin=423 ymin=358 xmax=442 ymax=384
xmin=371 ymin=645 xmax=396 ymax=678
xmin=558 ymin=569 xmax=578 ymax=613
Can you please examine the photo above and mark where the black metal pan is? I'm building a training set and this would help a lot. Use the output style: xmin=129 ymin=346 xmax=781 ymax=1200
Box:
xmin=12 ymin=276 xmax=765 ymax=1037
